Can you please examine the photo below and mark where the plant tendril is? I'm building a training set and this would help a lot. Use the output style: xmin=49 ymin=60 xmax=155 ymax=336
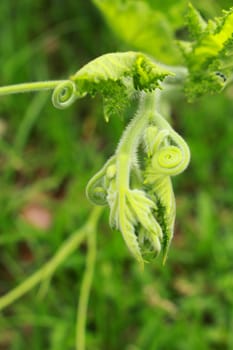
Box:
xmin=52 ymin=80 xmax=79 ymax=109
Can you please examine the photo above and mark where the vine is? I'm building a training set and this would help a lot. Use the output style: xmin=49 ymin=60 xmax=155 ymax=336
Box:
xmin=0 ymin=4 xmax=232 ymax=349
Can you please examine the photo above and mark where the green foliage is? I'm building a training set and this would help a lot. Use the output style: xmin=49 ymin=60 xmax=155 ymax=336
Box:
xmin=86 ymin=92 xmax=190 ymax=267
xmin=70 ymin=51 xmax=172 ymax=121
xmin=179 ymin=3 xmax=233 ymax=99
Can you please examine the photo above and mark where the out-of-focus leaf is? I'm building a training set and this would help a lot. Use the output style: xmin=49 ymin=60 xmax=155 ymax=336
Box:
xmin=178 ymin=4 xmax=233 ymax=100
xmin=92 ymin=0 xmax=182 ymax=64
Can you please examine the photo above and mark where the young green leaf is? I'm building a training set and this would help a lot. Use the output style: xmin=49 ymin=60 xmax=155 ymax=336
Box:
xmin=108 ymin=186 xmax=163 ymax=267
xmin=69 ymin=52 xmax=171 ymax=120
xmin=178 ymin=4 xmax=233 ymax=99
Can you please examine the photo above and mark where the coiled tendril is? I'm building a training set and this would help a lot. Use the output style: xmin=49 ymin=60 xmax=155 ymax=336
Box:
xmin=86 ymin=156 xmax=116 ymax=206
xmin=152 ymin=145 xmax=185 ymax=176
xmin=146 ymin=125 xmax=190 ymax=177
xmin=52 ymin=80 xmax=78 ymax=109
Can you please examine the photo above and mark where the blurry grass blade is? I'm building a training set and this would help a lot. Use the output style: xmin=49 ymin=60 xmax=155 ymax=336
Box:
xmin=14 ymin=92 xmax=48 ymax=152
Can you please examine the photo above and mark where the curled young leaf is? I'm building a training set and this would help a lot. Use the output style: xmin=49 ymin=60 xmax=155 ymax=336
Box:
xmin=108 ymin=186 xmax=163 ymax=267
xmin=71 ymin=52 xmax=172 ymax=120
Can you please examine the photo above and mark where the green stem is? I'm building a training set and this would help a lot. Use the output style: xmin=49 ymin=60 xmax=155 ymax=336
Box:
xmin=116 ymin=92 xmax=157 ymax=188
xmin=0 ymin=206 xmax=103 ymax=311
xmin=0 ymin=80 xmax=66 ymax=96
xmin=76 ymin=214 xmax=98 ymax=350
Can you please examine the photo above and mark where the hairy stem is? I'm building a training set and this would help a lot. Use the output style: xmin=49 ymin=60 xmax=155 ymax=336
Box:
xmin=116 ymin=92 xmax=157 ymax=188
xmin=0 ymin=80 xmax=66 ymax=96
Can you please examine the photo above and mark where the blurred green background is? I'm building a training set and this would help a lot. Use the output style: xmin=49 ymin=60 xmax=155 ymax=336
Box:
xmin=0 ymin=1 xmax=233 ymax=349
